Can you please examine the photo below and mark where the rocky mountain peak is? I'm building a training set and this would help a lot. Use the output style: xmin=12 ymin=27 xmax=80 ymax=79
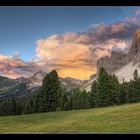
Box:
xmin=26 ymin=70 xmax=47 ymax=89
xmin=32 ymin=70 xmax=47 ymax=80
xmin=97 ymin=28 xmax=140 ymax=74
xmin=135 ymin=28 xmax=140 ymax=38
xmin=97 ymin=50 xmax=126 ymax=74
xmin=129 ymin=28 xmax=140 ymax=57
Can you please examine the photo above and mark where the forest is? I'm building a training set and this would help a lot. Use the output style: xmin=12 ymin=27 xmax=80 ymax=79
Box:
xmin=0 ymin=67 xmax=140 ymax=116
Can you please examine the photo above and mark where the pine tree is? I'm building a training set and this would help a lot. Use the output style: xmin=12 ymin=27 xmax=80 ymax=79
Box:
xmin=128 ymin=77 xmax=140 ymax=103
xmin=119 ymin=82 xmax=129 ymax=104
xmin=32 ymin=94 xmax=39 ymax=113
xmin=108 ymin=74 xmax=120 ymax=105
xmin=97 ymin=67 xmax=120 ymax=107
xmin=15 ymin=97 xmax=24 ymax=115
xmin=61 ymin=93 xmax=69 ymax=110
xmin=97 ymin=67 xmax=110 ymax=106
xmin=23 ymin=96 xmax=34 ymax=114
xmin=38 ymin=70 xmax=62 ymax=112
xmin=133 ymin=69 xmax=138 ymax=81
xmin=90 ymin=80 xmax=98 ymax=107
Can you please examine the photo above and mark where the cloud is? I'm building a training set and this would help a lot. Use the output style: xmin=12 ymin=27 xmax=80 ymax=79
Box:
xmin=36 ymin=36 xmax=98 ymax=80
xmin=0 ymin=54 xmax=26 ymax=78
xmin=0 ymin=53 xmax=49 ymax=79
xmin=1 ymin=9 xmax=140 ymax=80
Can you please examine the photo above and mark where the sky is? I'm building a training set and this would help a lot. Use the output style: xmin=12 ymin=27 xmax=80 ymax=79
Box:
xmin=0 ymin=6 xmax=140 ymax=80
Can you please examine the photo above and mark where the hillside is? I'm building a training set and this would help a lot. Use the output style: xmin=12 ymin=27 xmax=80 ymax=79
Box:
xmin=0 ymin=102 xmax=140 ymax=133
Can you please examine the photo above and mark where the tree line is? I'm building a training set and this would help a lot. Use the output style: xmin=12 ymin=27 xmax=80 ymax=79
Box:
xmin=0 ymin=68 xmax=140 ymax=116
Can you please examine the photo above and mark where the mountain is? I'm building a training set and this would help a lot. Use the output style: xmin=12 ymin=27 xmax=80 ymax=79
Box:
xmin=128 ymin=28 xmax=140 ymax=61
xmin=60 ymin=77 xmax=84 ymax=92
xmin=0 ymin=70 xmax=86 ymax=99
xmin=26 ymin=70 xmax=47 ymax=90
xmin=26 ymin=70 xmax=84 ymax=92
xmin=97 ymin=51 xmax=127 ymax=74
xmin=97 ymin=28 xmax=140 ymax=83
xmin=0 ymin=76 xmax=17 ymax=89
xmin=80 ymin=28 xmax=140 ymax=91
xmin=0 ymin=71 xmax=47 ymax=99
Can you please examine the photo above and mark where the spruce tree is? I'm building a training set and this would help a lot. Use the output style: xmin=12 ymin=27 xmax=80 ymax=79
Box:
xmin=108 ymin=74 xmax=120 ymax=105
xmin=38 ymin=70 xmax=62 ymax=112
xmin=23 ymin=97 xmax=34 ymax=114
xmin=118 ymin=82 xmax=129 ymax=104
xmin=133 ymin=69 xmax=138 ymax=81
xmin=61 ymin=93 xmax=69 ymax=110
xmin=97 ymin=67 xmax=110 ymax=106
xmin=90 ymin=80 xmax=98 ymax=107
xmin=97 ymin=67 xmax=120 ymax=107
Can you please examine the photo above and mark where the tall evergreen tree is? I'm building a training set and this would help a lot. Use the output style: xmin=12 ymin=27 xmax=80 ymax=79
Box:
xmin=133 ymin=69 xmax=138 ymax=81
xmin=119 ymin=82 xmax=129 ymax=104
xmin=90 ymin=80 xmax=98 ymax=107
xmin=108 ymin=74 xmax=120 ymax=105
xmin=72 ymin=89 xmax=80 ymax=109
xmin=61 ymin=92 xmax=69 ymax=110
xmin=97 ymin=67 xmax=110 ymax=106
xmin=97 ymin=67 xmax=119 ymax=107
xmin=38 ymin=70 xmax=62 ymax=112
xmin=23 ymin=96 xmax=34 ymax=114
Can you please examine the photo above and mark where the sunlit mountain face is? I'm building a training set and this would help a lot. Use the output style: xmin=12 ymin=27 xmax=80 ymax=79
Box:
xmin=0 ymin=6 xmax=140 ymax=80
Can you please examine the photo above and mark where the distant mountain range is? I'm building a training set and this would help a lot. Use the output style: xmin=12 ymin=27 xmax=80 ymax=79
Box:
xmin=0 ymin=29 xmax=140 ymax=98
xmin=0 ymin=70 xmax=89 ymax=99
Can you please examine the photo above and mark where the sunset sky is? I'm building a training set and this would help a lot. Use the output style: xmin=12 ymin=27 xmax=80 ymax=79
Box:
xmin=1 ymin=6 xmax=140 ymax=80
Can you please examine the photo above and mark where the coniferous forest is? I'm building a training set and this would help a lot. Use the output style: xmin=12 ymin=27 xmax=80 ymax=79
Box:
xmin=0 ymin=67 xmax=140 ymax=116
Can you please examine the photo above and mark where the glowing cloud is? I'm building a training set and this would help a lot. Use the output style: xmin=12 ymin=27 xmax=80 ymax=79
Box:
xmin=36 ymin=35 xmax=97 ymax=80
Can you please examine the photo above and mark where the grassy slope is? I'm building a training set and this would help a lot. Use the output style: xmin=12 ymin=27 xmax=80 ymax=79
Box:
xmin=0 ymin=103 xmax=140 ymax=134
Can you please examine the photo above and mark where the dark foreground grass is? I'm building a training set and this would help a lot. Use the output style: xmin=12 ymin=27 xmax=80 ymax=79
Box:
xmin=0 ymin=102 xmax=140 ymax=133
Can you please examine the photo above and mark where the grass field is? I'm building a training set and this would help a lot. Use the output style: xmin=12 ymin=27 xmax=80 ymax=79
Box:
xmin=0 ymin=102 xmax=140 ymax=134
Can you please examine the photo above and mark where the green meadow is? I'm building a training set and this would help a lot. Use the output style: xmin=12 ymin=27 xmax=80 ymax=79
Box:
xmin=0 ymin=102 xmax=140 ymax=134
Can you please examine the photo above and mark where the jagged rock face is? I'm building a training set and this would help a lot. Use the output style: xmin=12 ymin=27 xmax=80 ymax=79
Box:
xmin=26 ymin=70 xmax=47 ymax=89
xmin=97 ymin=28 xmax=140 ymax=73
xmin=26 ymin=71 xmax=85 ymax=92
xmin=128 ymin=28 xmax=140 ymax=62
xmin=97 ymin=51 xmax=127 ymax=74
xmin=97 ymin=28 xmax=140 ymax=83
xmin=59 ymin=77 xmax=84 ymax=92
xmin=114 ymin=62 xmax=140 ymax=83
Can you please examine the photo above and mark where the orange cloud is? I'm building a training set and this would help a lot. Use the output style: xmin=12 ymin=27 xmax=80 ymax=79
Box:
xmin=35 ymin=34 xmax=114 ymax=80
xmin=58 ymin=67 xmax=96 ymax=80
xmin=95 ymin=49 xmax=111 ymax=58
xmin=36 ymin=36 xmax=95 ymax=80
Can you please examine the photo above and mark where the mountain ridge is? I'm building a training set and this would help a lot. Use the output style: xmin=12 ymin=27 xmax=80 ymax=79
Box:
xmin=97 ymin=28 xmax=140 ymax=83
